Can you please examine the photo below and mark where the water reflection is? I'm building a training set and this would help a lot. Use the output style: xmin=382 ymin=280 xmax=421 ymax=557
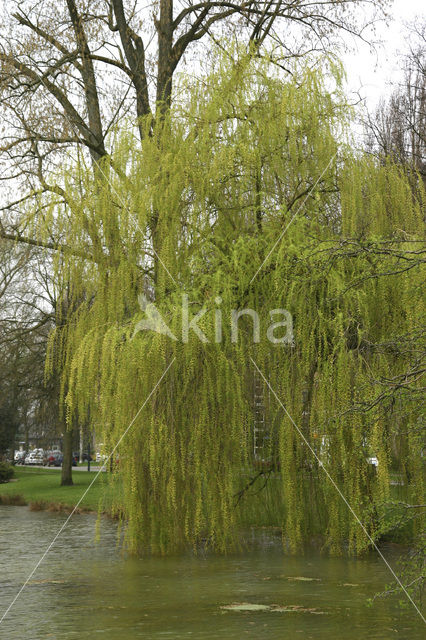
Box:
xmin=0 ymin=506 xmax=423 ymax=639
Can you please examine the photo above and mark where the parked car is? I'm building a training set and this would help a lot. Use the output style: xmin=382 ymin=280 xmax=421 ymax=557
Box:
xmin=44 ymin=451 xmax=63 ymax=467
xmin=14 ymin=451 xmax=26 ymax=465
xmin=34 ymin=449 xmax=45 ymax=465
xmin=71 ymin=451 xmax=93 ymax=463
xmin=25 ymin=449 xmax=45 ymax=465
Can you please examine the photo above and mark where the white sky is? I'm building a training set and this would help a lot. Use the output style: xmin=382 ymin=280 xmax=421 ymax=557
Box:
xmin=342 ymin=0 xmax=425 ymax=108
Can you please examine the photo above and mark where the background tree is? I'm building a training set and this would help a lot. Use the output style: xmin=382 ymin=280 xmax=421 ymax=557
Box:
xmin=0 ymin=241 xmax=63 ymax=464
xmin=360 ymin=19 xmax=426 ymax=606
xmin=365 ymin=20 xmax=425 ymax=184
xmin=0 ymin=0 xmax=389 ymax=253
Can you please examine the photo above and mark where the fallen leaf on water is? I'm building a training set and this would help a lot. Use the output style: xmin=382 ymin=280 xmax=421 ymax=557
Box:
xmin=221 ymin=603 xmax=271 ymax=612
xmin=271 ymin=605 xmax=327 ymax=614
xmin=220 ymin=603 xmax=327 ymax=615
xmin=286 ymin=576 xmax=321 ymax=582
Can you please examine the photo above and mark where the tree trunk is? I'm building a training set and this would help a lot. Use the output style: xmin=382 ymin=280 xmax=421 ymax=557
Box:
xmin=61 ymin=424 xmax=74 ymax=486
xmin=156 ymin=0 xmax=173 ymax=115
xmin=24 ymin=418 xmax=29 ymax=454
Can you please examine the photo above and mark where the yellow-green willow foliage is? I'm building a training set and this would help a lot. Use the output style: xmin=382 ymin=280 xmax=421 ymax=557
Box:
xmin=38 ymin=46 xmax=424 ymax=554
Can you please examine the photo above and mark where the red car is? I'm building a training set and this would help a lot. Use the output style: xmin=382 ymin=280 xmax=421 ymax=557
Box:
xmin=44 ymin=451 xmax=63 ymax=467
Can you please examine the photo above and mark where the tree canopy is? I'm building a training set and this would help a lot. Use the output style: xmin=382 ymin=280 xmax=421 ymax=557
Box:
xmin=19 ymin=48 xmax=423 ymax=556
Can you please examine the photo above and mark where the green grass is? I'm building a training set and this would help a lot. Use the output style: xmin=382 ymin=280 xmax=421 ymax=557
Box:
xmin=0 ymin=467 xmax=112 ymax=511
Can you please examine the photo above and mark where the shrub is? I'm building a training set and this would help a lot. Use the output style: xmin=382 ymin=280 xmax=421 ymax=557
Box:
xmin=0 ymin=462 xmax=14 ymax=483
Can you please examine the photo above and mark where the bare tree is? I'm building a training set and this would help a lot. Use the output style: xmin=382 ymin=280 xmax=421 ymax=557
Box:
xmin=0 ymin=241 xmax=60 ymax=463
xmin=0 ymin=1 xmax=388 ymax=226
xmin=365 ymin=20 xmax=426 ymax=182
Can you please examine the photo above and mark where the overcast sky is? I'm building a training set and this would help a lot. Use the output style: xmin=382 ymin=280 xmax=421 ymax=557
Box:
xmin=342 ymin=0 xmax=425 ymax=108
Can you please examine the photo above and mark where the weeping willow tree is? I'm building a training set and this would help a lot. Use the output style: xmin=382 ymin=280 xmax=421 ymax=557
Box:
xmin=24 ymin=46 xmax=424 ymax=555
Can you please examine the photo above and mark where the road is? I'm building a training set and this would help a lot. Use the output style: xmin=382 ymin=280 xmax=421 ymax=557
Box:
xmin=17 ymin=464 xmax=106 ymax=472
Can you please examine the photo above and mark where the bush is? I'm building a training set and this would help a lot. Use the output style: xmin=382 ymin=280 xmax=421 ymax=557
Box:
xmin=0 ymin=462 xmax=14 ymax=483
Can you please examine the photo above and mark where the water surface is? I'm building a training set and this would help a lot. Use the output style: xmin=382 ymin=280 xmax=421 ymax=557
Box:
xmin=0 ymin=506 xmax=423 ymax=638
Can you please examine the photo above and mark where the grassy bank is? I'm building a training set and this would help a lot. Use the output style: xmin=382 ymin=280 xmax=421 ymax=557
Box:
xmin=0 ymin=467 xmax=112 ymax=512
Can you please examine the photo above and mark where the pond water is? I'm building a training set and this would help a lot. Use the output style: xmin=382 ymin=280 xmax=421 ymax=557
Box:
xmin=0 ymin=506 xmax=424 ymax=639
